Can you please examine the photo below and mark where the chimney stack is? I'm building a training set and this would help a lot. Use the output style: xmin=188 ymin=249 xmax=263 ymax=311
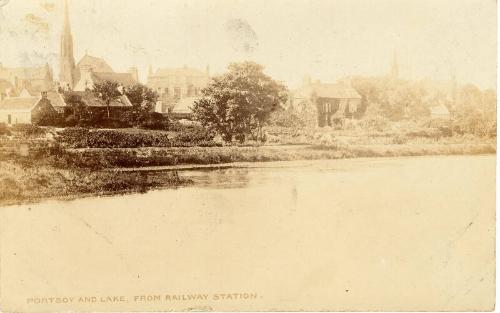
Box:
xmin=41 ymin=91 xmax=48 ymax=99
xmin=128 ymin=67 xmax=139 ymax=83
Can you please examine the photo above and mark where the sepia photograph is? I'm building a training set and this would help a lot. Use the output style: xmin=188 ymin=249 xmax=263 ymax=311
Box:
xmin=0 ymin=0 xmax=496 ymax=311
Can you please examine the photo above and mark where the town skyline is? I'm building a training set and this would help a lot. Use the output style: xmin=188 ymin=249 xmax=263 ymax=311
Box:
xmin=0 ymin=0 xmax=496 ymax=89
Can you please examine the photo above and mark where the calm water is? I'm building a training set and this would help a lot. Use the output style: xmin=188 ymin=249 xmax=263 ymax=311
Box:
xmin=0 ymin=155 xmax=496 ymax=311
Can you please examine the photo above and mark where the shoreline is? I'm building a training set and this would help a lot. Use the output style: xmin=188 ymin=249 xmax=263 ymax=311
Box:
xmin=0 ymin=143 xmax=496 ymax=207
xmin=66 ymin=142 xmax=495 ymax=169
xmin=106 ymin=151 xmax=496 ymax=172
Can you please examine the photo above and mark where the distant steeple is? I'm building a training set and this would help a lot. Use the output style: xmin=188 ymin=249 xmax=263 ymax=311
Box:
xmin=59 ymin=0 xmax=77 ymax=88
xmin=390 ymin=49 xmax=399 ymax=79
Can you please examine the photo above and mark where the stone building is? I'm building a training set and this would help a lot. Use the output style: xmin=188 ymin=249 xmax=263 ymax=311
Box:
xmin=59 ymin=0 xmax=79 ymax=89
xmin=59 ymin=1 xmax=138 ymax=91
xmin=0 ymin=63 xmax=54 ymax=96
xmin=0 ymin=91 xmax=58 ymax=125
xmin=69 ymin=91 xmax=133 ymax=119
xmin=73 ymin=65 xmax=138 ymax=92
xmin=147 ymin=65 xmax=210 ymax=116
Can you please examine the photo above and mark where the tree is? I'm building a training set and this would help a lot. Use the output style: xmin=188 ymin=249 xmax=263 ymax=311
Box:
xmin=192 ymin=62 xmax=288 ymax=143
xmin=93 ymin=80 xmax=122 ymax=119
xmin=64 ymin=92 xmax=88 ymax=121
xmin=123 ymin=83 xmax=161 ymax=127
xmin=125 ymin=83 xmax=158 ymax=112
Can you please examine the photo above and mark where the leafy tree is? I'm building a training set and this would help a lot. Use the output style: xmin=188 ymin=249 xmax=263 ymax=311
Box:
xmin=93 ymin=80 xmax=122 ymax=119
xmin=64 ymin=92 xmax=88 ymax=121
xmin=192 ymin=61 xmax=288 ymax=142
xmin=125 ymin=83 xmax=158 ymax=112
xmin=124 ymin=83 xmax=162 ymax=127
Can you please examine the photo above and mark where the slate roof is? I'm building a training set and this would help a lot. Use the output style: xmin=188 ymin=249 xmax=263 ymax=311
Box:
xmin=91 ymin=72 xmax=137 ymax=87
xmin=0 ymin=97 xmax=40 ymax=111
xmin=74 ymin=91 xmax=133 ymax=107
xmin=77 ymin=55 xmax=114 ymax=73
xmin=46 ymin=91 xmax=67 ymax=108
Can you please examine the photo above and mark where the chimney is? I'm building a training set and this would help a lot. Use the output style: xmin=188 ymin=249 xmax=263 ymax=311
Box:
xmin=148 ymin=65 xmax=153 ymax=76
xmin=41 ymin=91 xmax=48 ymax=99
xmin=128 ymin=67 xmax=139 ymax=83
xmin=206 ymin=64 xmax=210 ymax=76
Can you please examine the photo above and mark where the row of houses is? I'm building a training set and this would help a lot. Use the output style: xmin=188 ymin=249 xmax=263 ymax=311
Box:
xmin=0 ymin=0 xmax=451 ymax=127
xmin=0 ymin=62 xmax=209 ymax=125
xmin=0 ymin=0 xmax=368 ymax=127
xmin=0 ymin=88 xmax=135 ymax=125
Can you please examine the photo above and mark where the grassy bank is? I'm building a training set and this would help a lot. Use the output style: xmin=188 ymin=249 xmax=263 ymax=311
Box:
xmin=61 ymin=143 xmax=496 ymax=170
xmin=0 ymin=161 xmax=192 ymax=206
xmin=0 ymin=142 xmax=494 ymax=205
xmin=0 ymin=126 xmax=495 ymax=205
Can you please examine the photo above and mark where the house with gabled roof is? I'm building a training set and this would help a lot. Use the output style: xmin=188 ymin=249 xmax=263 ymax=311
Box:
xmin=147 ymin=65 xmax=210 ymax=99
xmin=155 ymin=96 xmax=197 ymax=119
xmin=73 ymin=65 xmax=138 ymax=92
xmin=290 ymin=77 xmax=362 ymax=127
xmin=77 ymin=54 xmax=115 ymax=73
xmin=0 ymin=63 xmax=54 ymax=95
xmin=67 ymin=90 xmax=133 ymax=119
xmin=0 ymin=92 xmax=58 ymax=125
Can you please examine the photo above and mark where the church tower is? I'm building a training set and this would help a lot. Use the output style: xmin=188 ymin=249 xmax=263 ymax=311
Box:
xmin=59 ymin=0 xmax=77 ymax=89
xmin=390 ymin=49 xmax=399 ymax=79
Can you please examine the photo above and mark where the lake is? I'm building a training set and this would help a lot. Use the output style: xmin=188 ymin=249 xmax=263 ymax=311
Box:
xmin=0 ymin=155 xmax=495 ymax=311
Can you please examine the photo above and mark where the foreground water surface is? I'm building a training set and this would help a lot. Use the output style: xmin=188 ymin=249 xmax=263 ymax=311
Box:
xmin=0 ymin=155 xmax=495 ymax=311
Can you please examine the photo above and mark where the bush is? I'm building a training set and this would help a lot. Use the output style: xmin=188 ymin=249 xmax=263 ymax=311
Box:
xmin=56 ymin=128 xmax=171 ymax=148
xmin=171 ymin=126 xmax=217 ymax=146
xmin=138 ymin=112 xmax=170 ymax=130
xmin=405 ymin=128 xmax=441 ymax=140
xmin=268 ymin=110 xmax=306 ymax=128
xmin=359 ymin=116 xmax=390 ymax=132
xmin=10 ymin=124 xmax=47 ymax=138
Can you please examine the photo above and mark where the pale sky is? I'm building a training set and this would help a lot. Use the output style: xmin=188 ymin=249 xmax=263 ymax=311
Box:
xmin=0 ymin=0 xmax=496 ymax=89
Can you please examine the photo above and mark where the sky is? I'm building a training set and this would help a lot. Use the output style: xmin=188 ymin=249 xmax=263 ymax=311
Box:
xmin=0 ymin=0 xmax=496 ymax=89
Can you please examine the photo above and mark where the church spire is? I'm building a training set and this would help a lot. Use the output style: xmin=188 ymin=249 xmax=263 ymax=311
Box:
xmin=63 ymin=0 xmax=71 ymax=34
xmin=59 ymin=0 xmax=77 ymax=89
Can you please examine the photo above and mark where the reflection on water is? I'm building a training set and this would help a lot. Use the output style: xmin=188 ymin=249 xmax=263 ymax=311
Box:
xmin=180 ymin=168 xmax=253 ymax=189
xmin=0 ymin=155 xmax=495 ymax=311
xmin=176 ymin=157 xmax=405 ymax=190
